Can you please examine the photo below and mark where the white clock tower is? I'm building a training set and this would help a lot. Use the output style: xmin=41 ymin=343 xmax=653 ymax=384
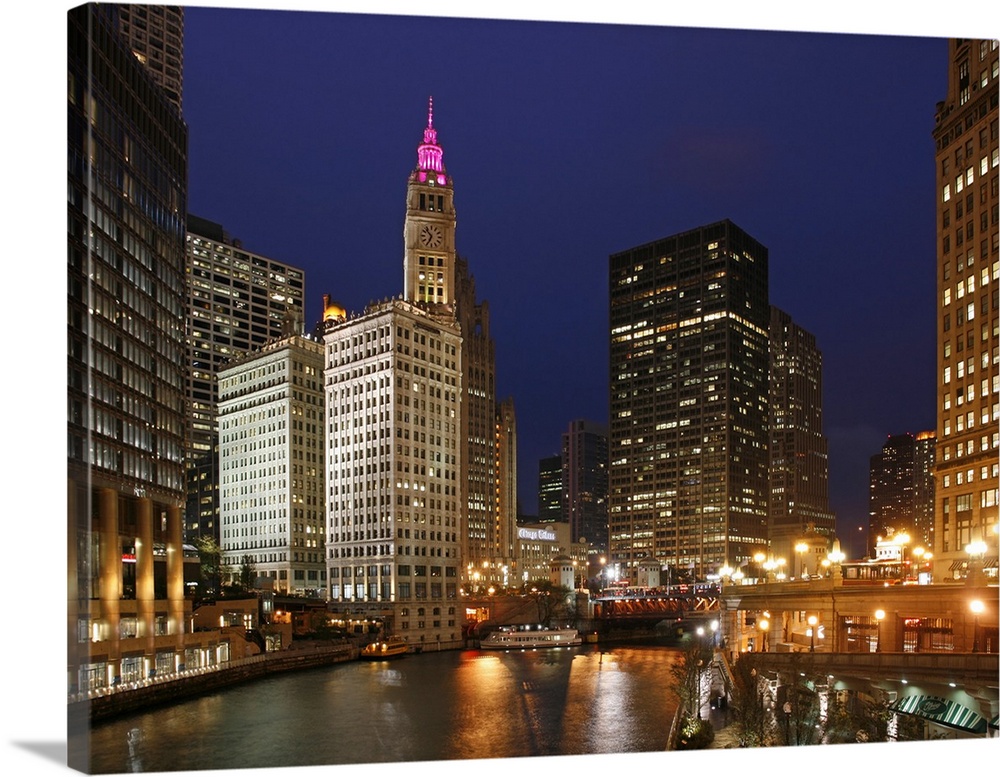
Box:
xmin=403 ymin=97 xmax=457 ymax=310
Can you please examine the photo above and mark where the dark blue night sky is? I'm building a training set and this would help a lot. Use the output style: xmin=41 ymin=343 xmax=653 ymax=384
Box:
xmin=182 ymin=4 xmax=953 ymax=558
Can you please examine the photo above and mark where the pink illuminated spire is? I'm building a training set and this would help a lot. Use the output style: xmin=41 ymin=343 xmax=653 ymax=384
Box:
xmin=417 ymin=96 xmax=445 ymax=173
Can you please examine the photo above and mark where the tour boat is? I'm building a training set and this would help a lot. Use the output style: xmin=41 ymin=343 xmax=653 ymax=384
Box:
xmin=479 ymin=624 xmax=582 ymax=650
xmin=360 ymin=636 xmax=409 ymax=659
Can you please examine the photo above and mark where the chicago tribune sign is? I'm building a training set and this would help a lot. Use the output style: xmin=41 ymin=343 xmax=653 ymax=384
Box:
xmin=518 ymin=527 xmax=557 ymax=542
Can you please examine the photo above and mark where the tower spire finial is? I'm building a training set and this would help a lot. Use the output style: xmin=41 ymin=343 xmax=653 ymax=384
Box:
xmin=417 ymin=96 xmax=444 ymax=174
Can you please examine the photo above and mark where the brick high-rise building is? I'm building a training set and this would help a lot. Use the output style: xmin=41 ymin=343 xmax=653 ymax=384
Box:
xmin=608 ymin=219 xmax=770 ymax=582
xmin=931 ymin=39 xmax=999 ymax=583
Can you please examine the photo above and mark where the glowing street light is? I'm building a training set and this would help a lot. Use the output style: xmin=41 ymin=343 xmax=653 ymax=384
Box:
xmin=807 ymin=615 xmax=819 ymax=652
xmin=970 ymin=599 xmax=984 ymax=653
xmin=757 ymin=617 xmax=769 ymax=652
xmin=874 ymin=609 xmax=885 ymax=653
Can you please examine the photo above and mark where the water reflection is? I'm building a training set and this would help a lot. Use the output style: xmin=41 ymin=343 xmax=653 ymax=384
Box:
xmin=88 ymin=644 xmax=681 ymax=773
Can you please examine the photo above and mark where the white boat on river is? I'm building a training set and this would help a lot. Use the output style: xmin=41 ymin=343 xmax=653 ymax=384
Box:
xmin=479 ymin=624 xmax=582 ymax=650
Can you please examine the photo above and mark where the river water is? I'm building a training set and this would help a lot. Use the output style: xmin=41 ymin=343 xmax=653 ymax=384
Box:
xmin=87 ymin=642 xmax=683 ymax=773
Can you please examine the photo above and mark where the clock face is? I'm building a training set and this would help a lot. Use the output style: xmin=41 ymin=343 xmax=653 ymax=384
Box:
xmin=420 ymin=224 xmax=444 ymax=249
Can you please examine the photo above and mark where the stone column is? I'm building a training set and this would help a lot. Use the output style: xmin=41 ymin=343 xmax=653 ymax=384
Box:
xmin=136 ymin=497 xmax=155 ymax=665
xmin=166 ymin=504 xmax=186 ymax=657
xmin=99 ymin=488 xmax=121 ymax=683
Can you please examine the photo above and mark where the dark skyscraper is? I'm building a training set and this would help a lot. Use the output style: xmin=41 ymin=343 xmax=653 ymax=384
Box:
xmin=768 ymin=306 xmax=835 ymax=564
xmin=609 ymin=219 xmax=770 ymax=581
xmin=537 ymin=454 xmax=563 ymax=524
xmin=561 ymin=420 xmax=609 ymax=555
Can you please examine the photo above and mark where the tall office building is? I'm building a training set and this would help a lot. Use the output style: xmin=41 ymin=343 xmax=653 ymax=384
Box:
xmin=113 ymin=5 xmax=184 ymax=114
xmin=768 ymin=307 xmax=835 ymax=564
xmin=561 ymin=420 xmax=609 ymax=555
xmin=68 ymin=6 xmax=211 ymax=752
xmin=217 ymin=331 xmax=326 ymax=595
xmin=609 ymin=219 xmax=770 ymax=582
xmin=454 ymin=256 xmax=502 ymax=585
xmin=493 ymin=397 xmax=519 ymax=587
xmin=324 ymin=101 xmax=486 ymax=648
xmin=183 ymin=216 xmax=306 ymax=544
xmin=931 ymin=39 xmax=999 ymax=582
xmin=537 ymin=455 xmax=564 ymax=523
xmin=869 ymin=432 xmax=936 ymax=556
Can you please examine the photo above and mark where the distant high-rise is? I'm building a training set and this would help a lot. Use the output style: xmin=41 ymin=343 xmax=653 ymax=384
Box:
xmin=869 ymin=432 xmax=936 ymax=557
xmin=113 ymin=5 xmax=184 ymax=114
xmin=217 ymin=333 xmax=326 ymax=595
xmin=537 ymin=455 xmax=563 ymax=523
xmin=183 ymin=215 xmax=306 ymax=544
xmin=561 ymin=420 xmax=609 ymax=555
xmin=494 ymin=397 xmax=518 ymax=586
xmin=931 ymin=39 xmax=999 ymax=582
xmin=609 ymin=220 xmax=770 ymax=581
xmin=768 ymin=307 xmax=835 ymax=563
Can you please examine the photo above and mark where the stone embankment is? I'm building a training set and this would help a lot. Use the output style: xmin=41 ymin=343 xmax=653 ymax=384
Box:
xmin=73 ymin=642 xmax=357 ymax=723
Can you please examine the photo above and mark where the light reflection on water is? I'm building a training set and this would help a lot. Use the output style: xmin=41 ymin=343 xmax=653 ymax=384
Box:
xmin=88 ymin=643 xmax=681 ymax=773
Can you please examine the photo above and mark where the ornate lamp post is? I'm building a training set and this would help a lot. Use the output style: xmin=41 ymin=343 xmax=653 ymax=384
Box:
xmin=807 ymin=614 xmax=818 ymax=652
xmin=970 ymin=599 xmax=984 ymax=653
xmin=874 ymin=609 xmax=885 ymax=653
xmin=758 ymin=617 xmax=769 ymax=653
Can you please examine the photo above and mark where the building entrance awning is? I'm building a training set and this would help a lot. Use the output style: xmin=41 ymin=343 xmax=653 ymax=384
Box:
xmin=889 ymin=694 xmax=988 ymax=734
xmin=949 ymin=556 xmax=999 ymax=571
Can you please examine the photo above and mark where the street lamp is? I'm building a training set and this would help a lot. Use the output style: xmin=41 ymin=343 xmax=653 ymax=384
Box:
xmin=874 ymin=609 xmax=885 ymax=653
xmin=758 ymin=617 xmax=769 ymax=653
xmin=966 ymin=540 xmax=987 ymax=584
xmin=896 ymin=532 xmax=911 ymax=581
xmin=970 ymin=599 xmax=984 ymax=653
xmin=807 ymin=614 xmax=818 ymax=652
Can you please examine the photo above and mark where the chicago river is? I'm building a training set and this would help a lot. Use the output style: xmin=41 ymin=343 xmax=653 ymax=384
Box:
xmin=86 ymin=644 xmax=682 ymax=773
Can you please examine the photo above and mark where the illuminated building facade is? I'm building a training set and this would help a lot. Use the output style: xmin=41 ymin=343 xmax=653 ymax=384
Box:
xmin=324 ymin=101 xmax=470 ymax=648
xmin=608 ymin=219 xmax=770 ymax=581
xmin=183 ymin=215 xmax=305 ymax=544
xmin=217 ymin=332 xmax=326 ymax=595
xmin=68 ymin=7 xmax=232 ymax=748
xmin=931 ymin=38 xmax=999 ymax=582
xmin=561 ymin=419 xmax=609 ymax=555
xmin=768 ymin=307 xmax=835 ymax=565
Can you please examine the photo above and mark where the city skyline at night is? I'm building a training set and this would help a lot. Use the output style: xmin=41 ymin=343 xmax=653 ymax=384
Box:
xmin=10 ymin=4 xmax=1000 ymax=776
xmin=175 ymin=4 xmax=959 ymax=557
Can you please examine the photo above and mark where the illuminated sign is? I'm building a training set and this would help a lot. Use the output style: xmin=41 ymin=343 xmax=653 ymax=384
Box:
xmin=517 ymin=527 xmax=556 ymax=542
